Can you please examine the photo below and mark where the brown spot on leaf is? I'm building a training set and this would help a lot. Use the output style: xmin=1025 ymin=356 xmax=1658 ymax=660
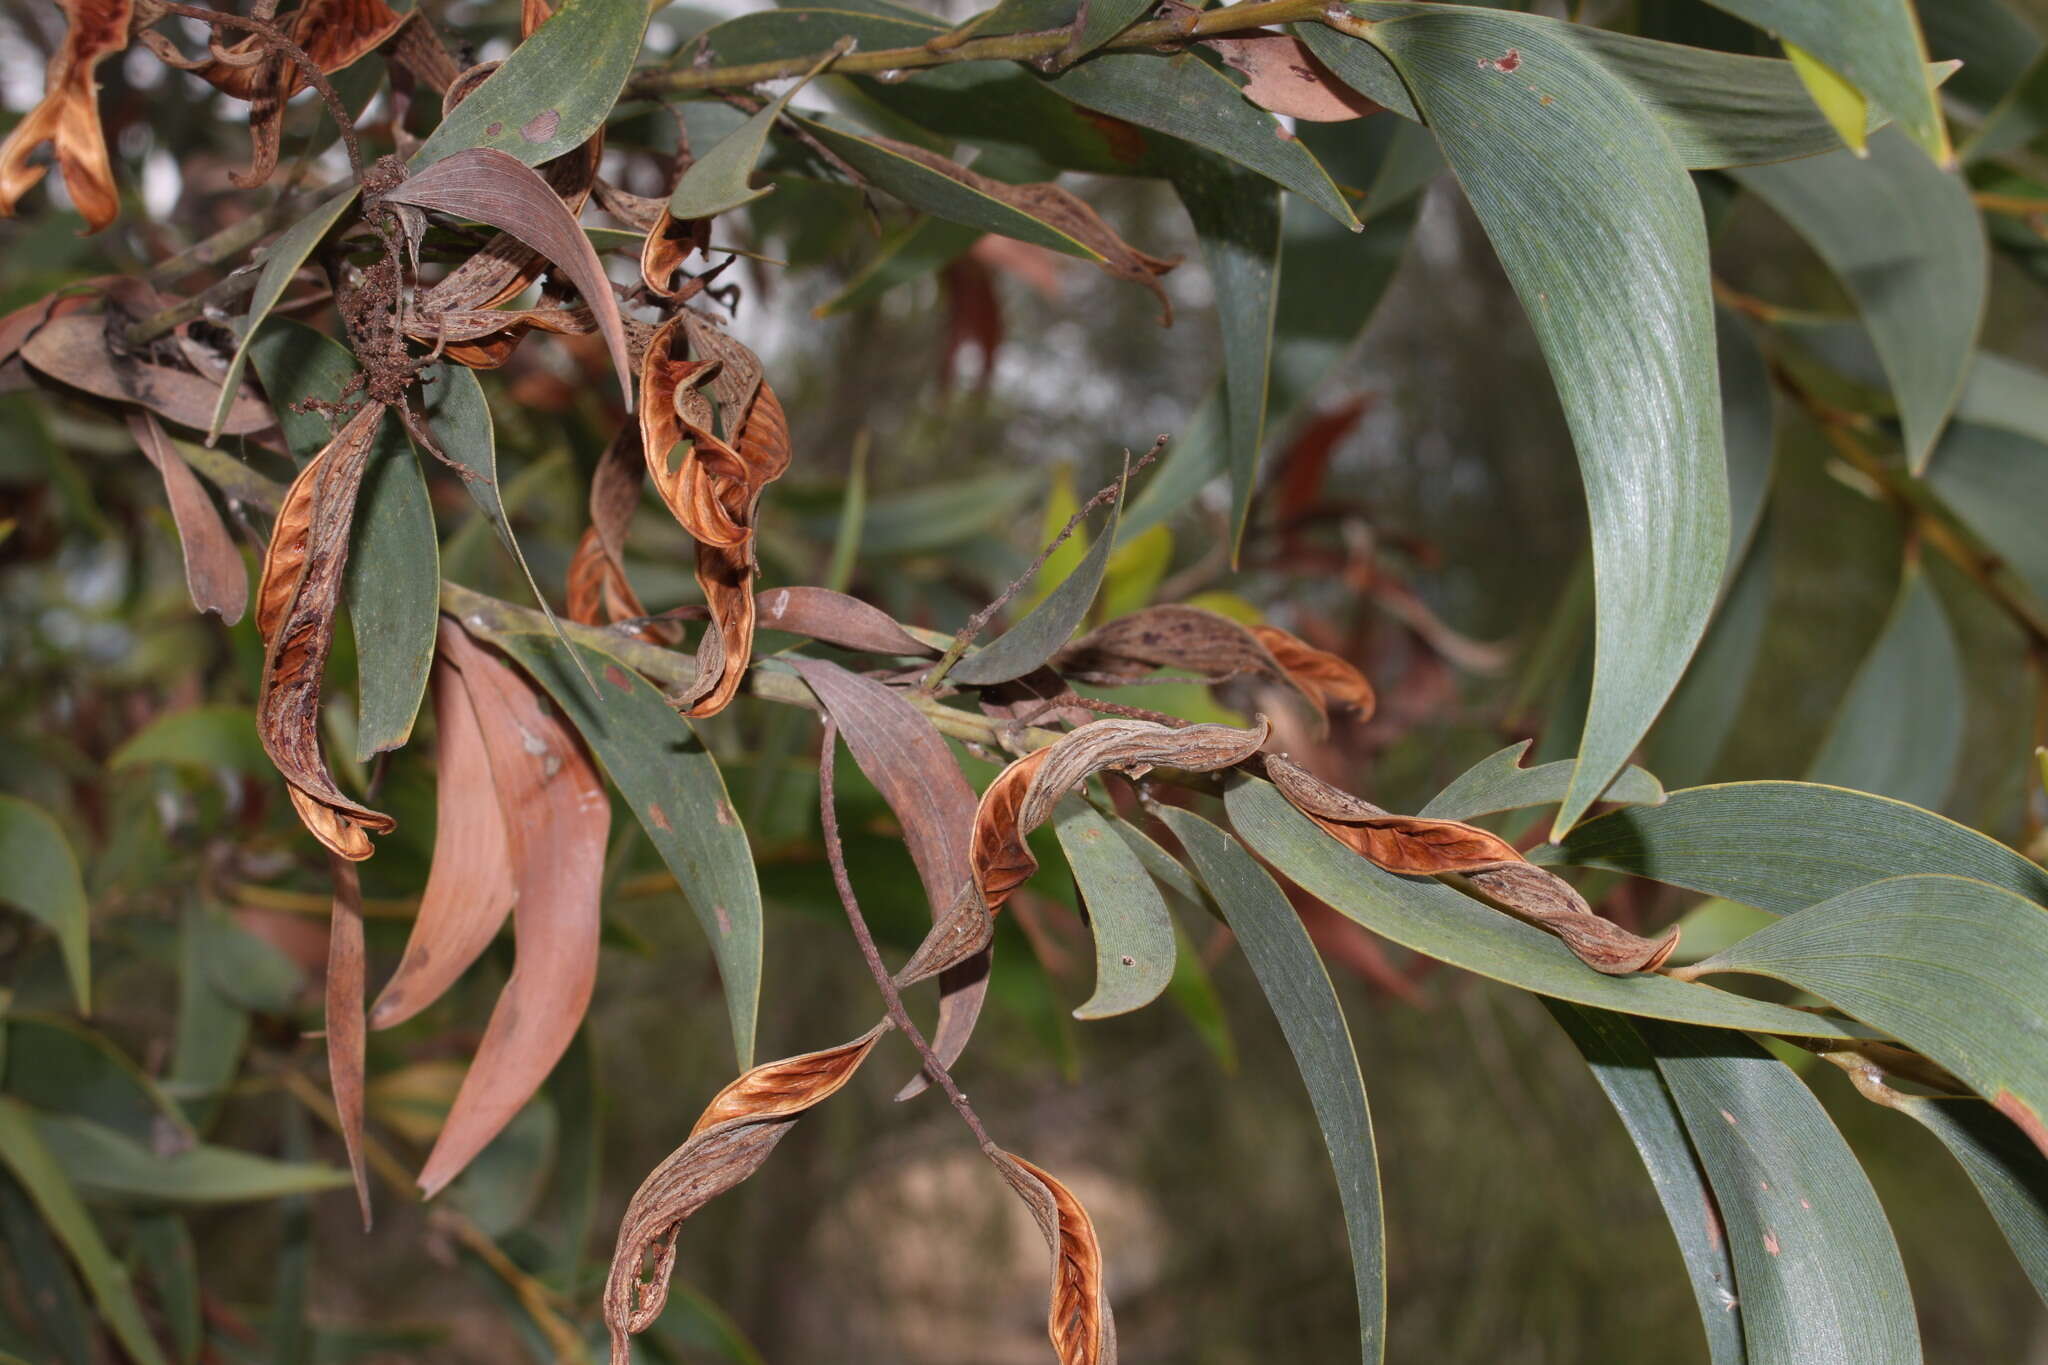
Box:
xmin=1077 ymin=108 xmax=1147 ymax=166
xmin=714 ymin=904 xmax=733 ymax=934
xmin=605 ymin=664 xmax=633 ymax=692
xmin=716 ymin=800 xmax=737 ymax=827
xmin=648 ymin=802 xmax=671 ymax=832
xmin=1478 ymin=48 xmax=1521 ymax=74
xmin=520 ymin=108 xmax=560 ymax=142
xmin=1762 ymin=1229 xmax=1780 ymax=1256
xmin=486 ymin=121 xmax=504 ymax=137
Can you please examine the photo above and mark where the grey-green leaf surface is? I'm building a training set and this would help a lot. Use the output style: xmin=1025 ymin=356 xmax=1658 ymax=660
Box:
xmin=0 ymin=1172 xmax=92 ymax=1365
xmin=1418 ymin=741 xmax=1663 ymax=822
xmin=0 ymin=795 xmax=89 ymax=1013
xmin=246 ymin=322 xmax=437 ymax=760
xmin=1701 ymin=0 xmax=1946 ymax=160
xmin=1535 ymin=780 xmax=2048 ymax=914
xmin=480 ymin=631 xmax=762 ymax=1068
xmin=207 ymin=189 xmax=353 ymax=443
xmin=412 ymin=0 xmax=651 ymax=168
xmin=1052 ymin=799 xmax=1176 ymax=1019
xmin=1917 ymin=0 xmax=2040 ymax=114
xmin=671 ymin=47 xmax=842 ymax=220
xmin=1643 ymin=1021 xmax=1921 ymax=1365
xmin=804 ymin=469 xmax=1041 ymax=555
xmin=0 ymin=1017 xmax=188 ymax=1144
xmin=1926 ymin=422 xmax=2048 ymax=605
xmin=1044 ymin=52 xmax=1359 ymax=229
xmin=1692 ymin=874 xmax=2048 ymax=1146
xmin=170 ymin=906 xmax=247 ymax=1134
xmin=1159 ymin=805 xmax=1383 ymax=1364
xmin=129 ymin=1215 xmax=201 ymax=1364
xmin=1224 ymin=777 xmax=1856 ymax=1037
xmin=1716 ymin=306 xmax=1779 ymax=568
xmin=1544 ymin=1003 xmax=1744 ymax=1365
xmin=1352 ymin=2 xmax=1728 ymax=838
xmin=0 ymin=1098 xmax=165 ymax=1365
xmin=791 ymin=116 xmax=1110 ymax=260
xmin=32 ymin=1113 xmax=351 ymax=1205
xmin=696 ymin=8 xmax=941 ymax=67
xmin=1172 ymin=161 xmax=1279 ymax=556
xmin=1732 ymin=130 xmax=1986 ymax=471
xmin=950 ymin=475 xmax=1124 ymax=685
xmin=109 ymin=706 xmax=267 ymax=775
xmin=1805 ymin=564 xmax=1962 ymax=810
xmin=1892 ymin=1095 xmax=2048 ymax=1305
xmin=1644 ymin=526 xmax=1776 ymax=789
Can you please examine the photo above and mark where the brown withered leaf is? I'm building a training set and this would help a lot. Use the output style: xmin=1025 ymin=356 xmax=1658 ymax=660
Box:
xmin=1250 ymin=624 xmax=1376 ymax=721
xmin=125 ymin=411 xmax=248 ymax=624
xmin=757 ymin=586 xmax=936 ymax=657
xmin=639 ymin=315 xmax=793 ymax=717
xmin=1462 ymin=862 xmax=1680 ymax=975
xmin=1265 ymin=754 xmax=1517 ymax=873
xmin=377 ymin=9 xmax=463 ymax=98
xmin=380 ymin=148 xmax=632 ymax=409
xmin=416 ymin=621 xmax=609 ymax=1196
xmin=899 ymin=718 xmax=1270 ymax=985
xmin=368 ymin=642 xmax=517 ymax=1029
xmin=326 ymin=853 xmax=373 ymax=1229
xmin=1058 ymin=604 xmax=1293 ymax=688
xmin=990 ymin=1150 xmax=1119 ymax=1365
xmin=185 ymin=0 xmax=404 ymax=189
xmin=789 ymin=657 xmax=988 ymax=1095
xmin=0 ymin=0 xmax=132 ymax=232
xmin=605 ymin=1022 xmax=891 ymax=1364
xmin=21 ymin=314 xmax=273 ymax=434
xmin=1207 ymin=32 xmax=1383 ymax=122
xmin=255 ymin=402 xmax=396 ymax=860
xmin=858 ymin=133 xmax=1180 ymax=324
xmin=566 ymin=429 xmax=681 ymax=644
xmin=642 ymin=207 xmax=715 ymax=301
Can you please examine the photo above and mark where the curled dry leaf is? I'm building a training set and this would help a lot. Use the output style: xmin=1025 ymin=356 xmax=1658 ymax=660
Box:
xmin=0 ymin=0 xmax=132 ymax=231
xmin=367 ymin=646 xmax=517 ymax=1030
xmin=378 ymin=147 xmax=632 ymax=408
xmin=900 ymin=718 xmax=1270 ymax=985
xmin=990 ymin=1149 xmax=1119 ymax=1365
xmin=1250 ymin=624 xmax=1377 ymax=721
xmin=416 ymin=620 xmax=609 ymax=1196
xmin=605 ymin=1021 xmax=891 ymax=1364
xmin=1208 ymin=31 xmax=1384 ymax=123
xmin=255 ymin=402 xmax=396 ymax=860
xmin=21 ymin=314 xmax=273 ymax=435
xmin=1265 ymin=756 xmax=1677 ymax=974
xmin=757 ymin=586 xmax=936 ymax=657
xmin=1059 ymin=605 xmax=1292 ymax=688
xmin=566 ymin=429 xmax=681 ymax=644
xmin=185 ymin=0 xmax=404 ymax=189
xmin=326 ymin=853 xmax=374 ymax=1229
xmin=847 ymin=132 xmax=1179 ymax=322
xmin=642 ymin=207 xmax=714 ymax=301
xmin=125 ymin=411 xmax=248 ymax=624
xmin=638 ymin=315 xmax=793 ymax=717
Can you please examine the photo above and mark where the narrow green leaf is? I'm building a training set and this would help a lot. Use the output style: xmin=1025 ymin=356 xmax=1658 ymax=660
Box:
xmin=169 ymin=906 xmax=247 ymax=1134
xmin=1350 ymin=3 xmax=1729 ymax=839
xmin=245 ymin=321 xmax=437 ymax=760
xmin=815 ymin=213 xmax=984 ymax=316
xmin=192 ymin=907 xmax=303 ymax=1014
xmin=129 ymin=1216 xmax=201 ymax=1365
xmin=108 ymin=706 xmax=266 ymax=775
xmin=1690 ymin=874 xmax=2048 ymax=1150
xmin=0 ymin=796 xmax=90 ymax=1013
xmin=1159 ymin=805 xmax=1383 ymax=1364
xmin=1052 ymin=799 xmax=1175 ymax=1019
xmin=1702 ymin=0 xmax=1947 ymax=160
xmin=29 ymin=1112 xmax=350 ymax=1205
xmin=1643 ymin=1022 xmax=1921 ymax=1365
xmin=697 ymin=8 xmax=941 ymax=67
xmin=1544 ymin=1003 xmax=1744 ymax=1365
xmin=950 ymin=473 xmax=1125 ymax=686
xmin=1535 ymin=781 xmax=2048 ymax=914
xmin=1891 ymin=1095 xmax=2048 ymax=1306
xmin=1418 ymin=741 xmax=1664 ymax=822
xmin=1643 ymin=524 xmax=1777 ymax=789
xmin=477 ymin=631 xmax=762 ymax=1068
xmin=1732 ymin=130 xmax=1987 ymax=471
xmin=1805 ymin=564 xmax=1962 ymax=810
xmin=800 ymin=468 xmax=1041 ymax=555
xmin=1715 ymin=306 xmax=1779 ymax=567
xmin=1224 ymin=777 xmax=1858 ymax=1037
xmin=0 ymin=1017 xmax=187 ymax=1143
xmin=670 ymin=45 xmax=845 ymax=221
xmin=207 ymin=190 xmax=353 ymax=443
xmin=1916 ymin=0 xmax=2040 ymax=114
xmin=1926 ymin=422 xmax=2048 ymax=606
xmin=0 ymin=1171 xmax=92 ymax=1365
xmin=0 ymin=1098 xmax=166 ymax=1365
xmin=413 ymin=0 xmax=651 ymax=169
xmin=1046 ymin=53 xmax=1357 ymax=230
xmin=1784 ymin=41 xmax=1871 ymax=155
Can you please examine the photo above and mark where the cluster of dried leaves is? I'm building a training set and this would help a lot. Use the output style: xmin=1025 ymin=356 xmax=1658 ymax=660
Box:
xmin=0 ymin=5 xmax=1684 ymax=1360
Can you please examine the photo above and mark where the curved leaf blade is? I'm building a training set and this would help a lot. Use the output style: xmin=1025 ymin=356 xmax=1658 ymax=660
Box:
xmin=0 ymin=797 xmax=89 ymax=1013
xmin=951 ymin=474 xmax=1125 ymax=686
xmin=1892 ymin=1096 xmax=2048 ymax=1306
xmin=30 ymin=1113 xmax=351 ymax=1206
xmin=1805 ymin=564 xmax=1962 ymax=810
xmin=1419 ymin=741 xmax=1664 ymax=822
xmin=1053 ymin=798 xmax=1176 ymax=1020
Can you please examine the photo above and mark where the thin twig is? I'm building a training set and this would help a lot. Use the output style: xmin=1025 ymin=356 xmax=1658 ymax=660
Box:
xmin=819 ymin=718 xmax=998 ymax=1153
xmin=922 ymin=435 xmax=1167 ymax=691
xmin=145 ymin=191 xmax=316 ymax=285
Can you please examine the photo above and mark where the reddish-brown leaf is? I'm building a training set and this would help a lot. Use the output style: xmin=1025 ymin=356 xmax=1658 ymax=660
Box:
xmin=940 ymin=254 xmax=1003 ymax=391
xmin=1265 ymin=754 xmax=1515 ymax=873
xmin=255 ymin=402 xmax=396 ymax=860
xmin=1058 ymin=604 xmax=1294 ymax=689
xmin=1208 ymin=32 xmax=1384 ymax=122
xmin=641 ymin=206 xmax=714 ymax=301
xmin=416 ymin=621 xmax=609 ymax=1196
xmin=368 ymin=641 xmax=517 ymax=1030
xmin=1250 ymin=624 xmax=1376 ymax=720
xmin=757 ymin=586 xmax=935 ymax=657
xmin=991 ymin=1149 xmax=1119 ymax=1365
xmin=21 ymin=314 xmax=273 ymax=434
xmin=125 ymin=411 xmax=248 ymax=624
xmin=565 ymin=429 xmax=680 ymax=644
xmin=1462 ymin=862 xmax=1680 ymax=975
xmin=604 ymin=1022 xmax=891 ymax=1364
xmin=380 ymin=148 xmax=632 ymax=408
xmin=0 ymin=0 xmax=131 ymax=232
xmin=326 ymin=852 xmax=373 ymax=1229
